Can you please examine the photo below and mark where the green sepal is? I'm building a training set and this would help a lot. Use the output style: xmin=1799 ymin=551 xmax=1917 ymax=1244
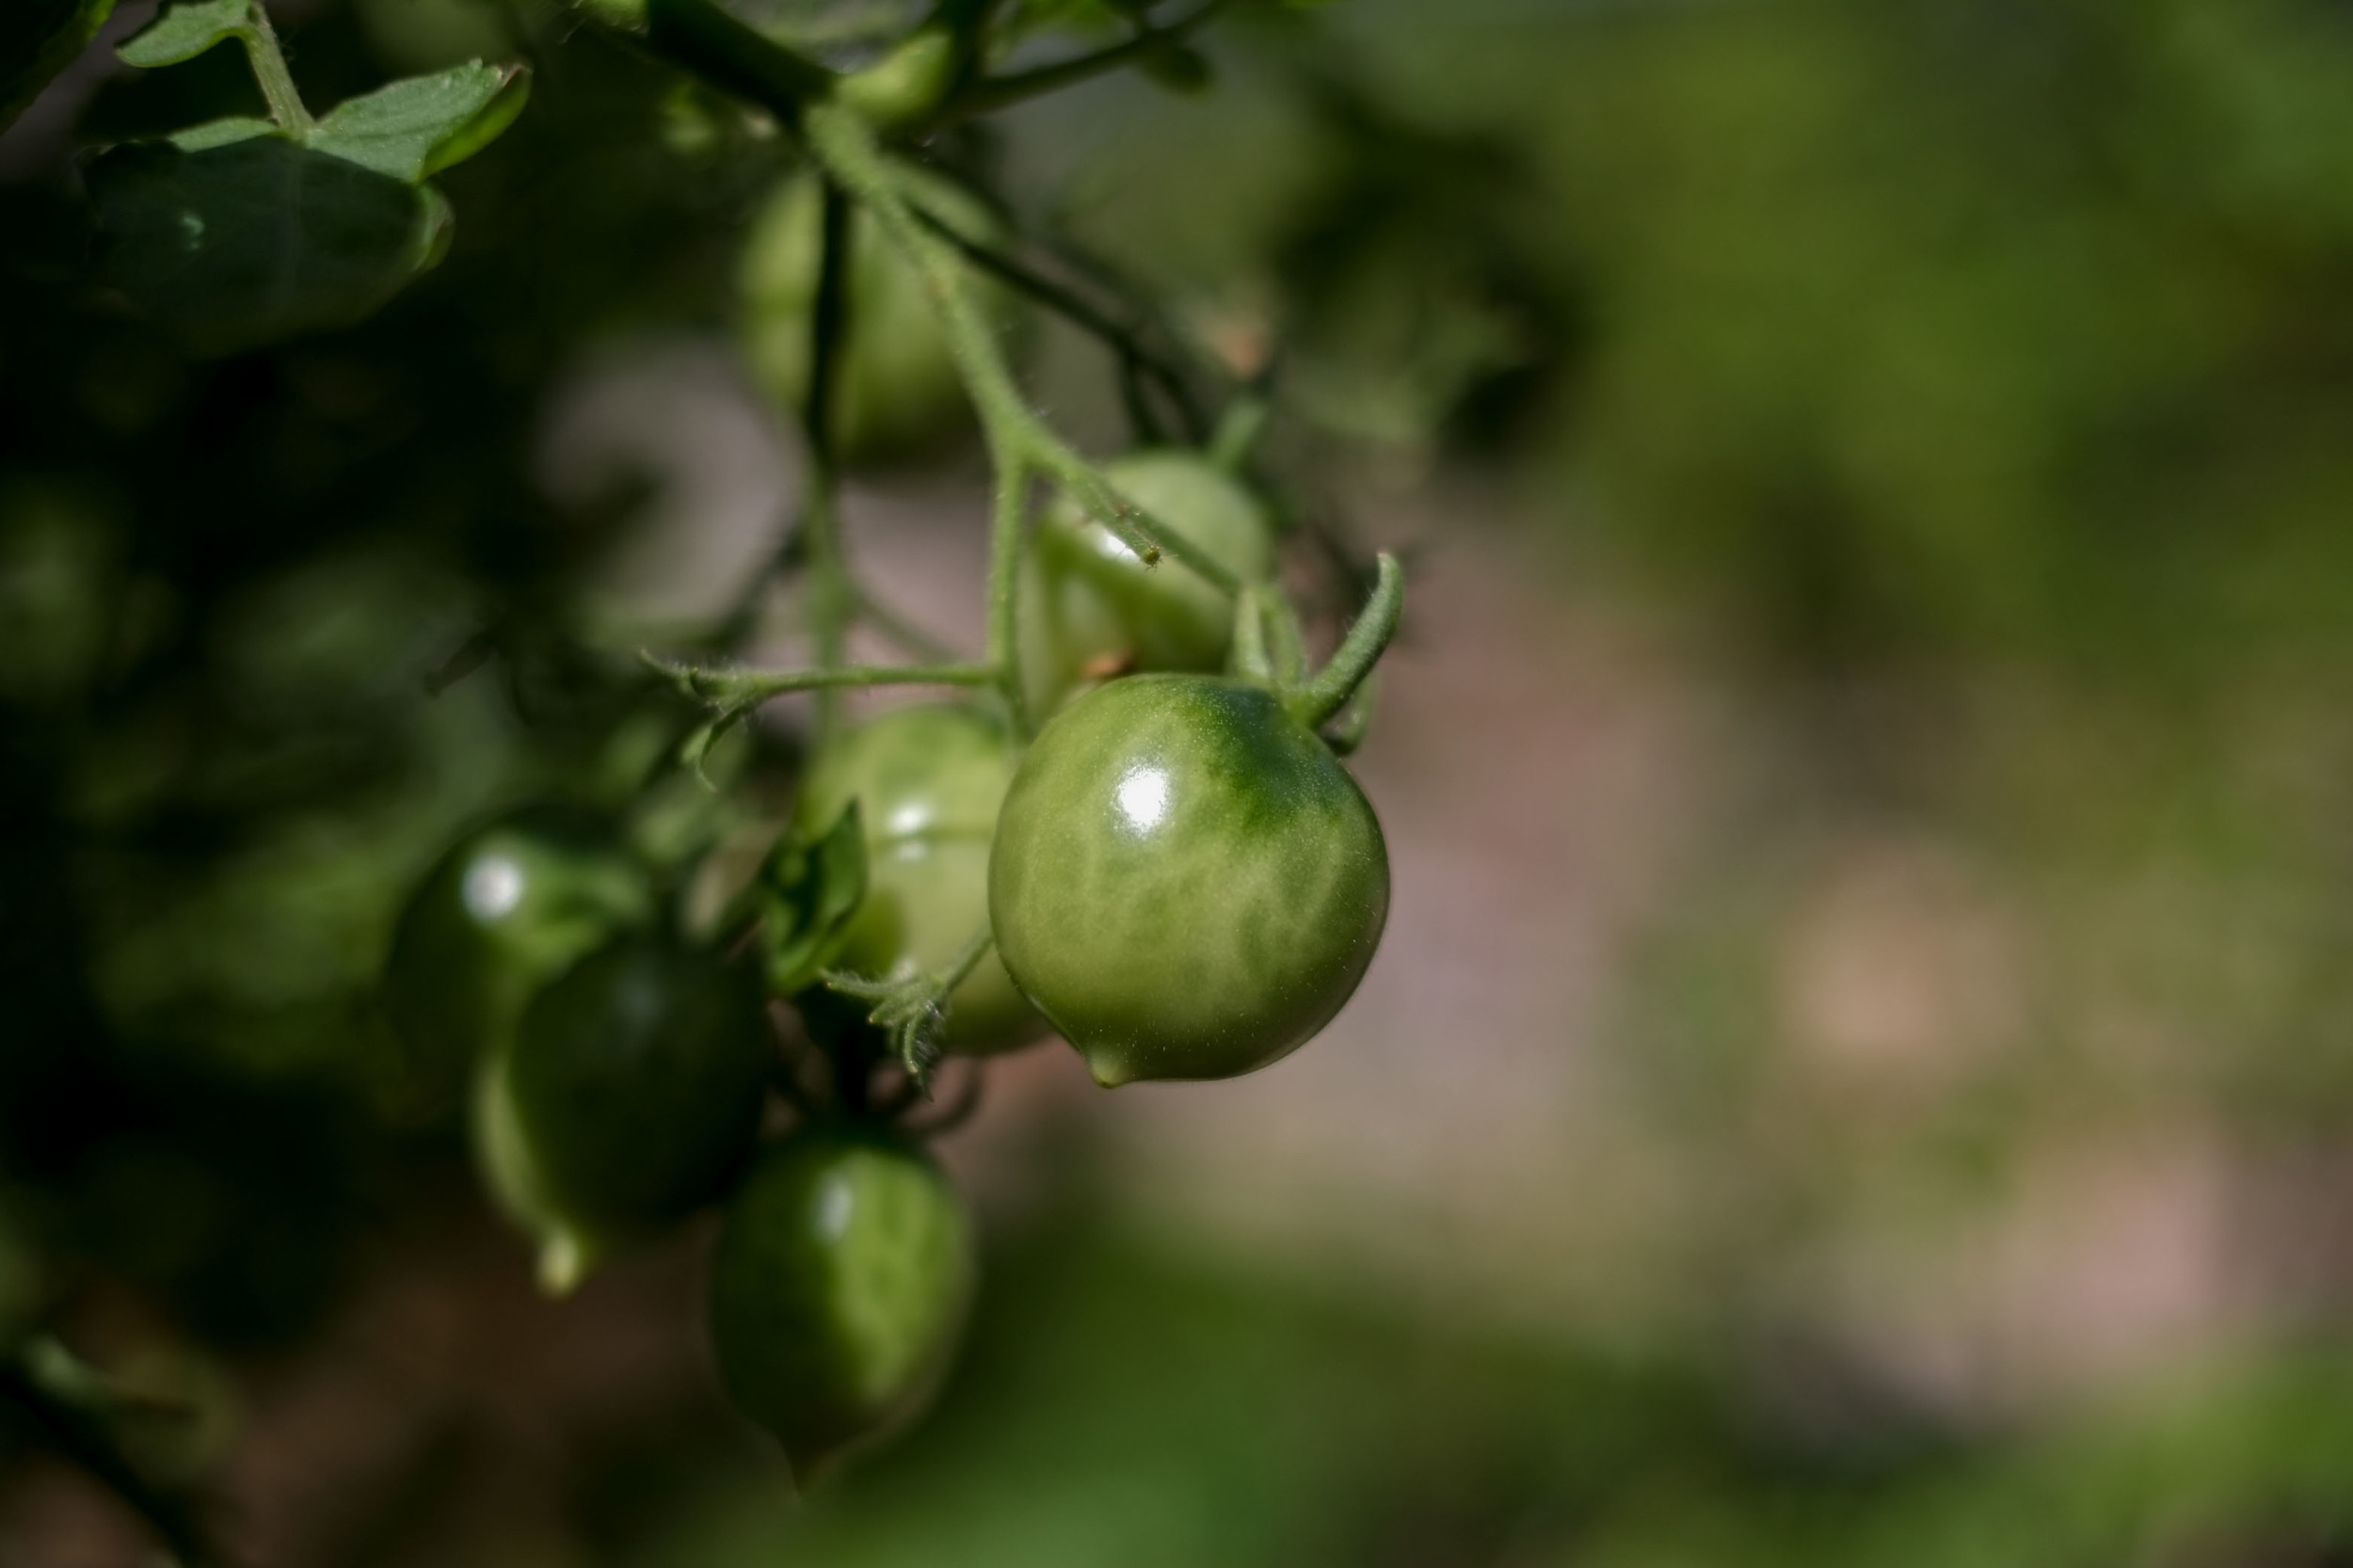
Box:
xmin=759 ymin=803 xmax=868 ymax=996
xmin=3 ymin=0 xmax=119 ymax=133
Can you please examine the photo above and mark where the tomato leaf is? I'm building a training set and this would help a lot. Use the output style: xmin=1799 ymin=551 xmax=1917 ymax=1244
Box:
xmin=305 ymin=60 xmax=531 ymax=184
xmin=166 ymin=114 xmax=277 ymax=152
xmin=115 ymin=0 xmax=250 ymax=69
xmin=2 ymin=0 xmax=118 ymax=133
xmin=88 ymin=137 xmax=451 ymax=357
xmin=760 ymin=805 xmax=867 ymax=996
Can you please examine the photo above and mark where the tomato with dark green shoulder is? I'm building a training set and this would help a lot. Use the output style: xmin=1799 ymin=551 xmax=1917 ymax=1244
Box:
xmin=1016 ymin=451 xmax=1274 ymax=718
xmin=707 ymin=1125 xmax=972 ymax=1481
xmin=384 ymin=813 xmax=651 ymax=1104
xmin=795 ymin=704 xmax=1046 ymax=1056
xmin=988 ymin=674 xmax=1388 ymax=1085
xmin=475 ymin=935 xmax=771 ymax=1292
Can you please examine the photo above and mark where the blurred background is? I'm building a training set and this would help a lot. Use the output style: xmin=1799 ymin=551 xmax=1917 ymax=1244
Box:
xmin=9 ymin=0 xmax=2353 ymax=1562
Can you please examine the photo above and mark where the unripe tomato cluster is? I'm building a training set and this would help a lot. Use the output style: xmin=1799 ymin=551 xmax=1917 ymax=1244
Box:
xmin=383 ymin=448 xmax=1394 ymax=1480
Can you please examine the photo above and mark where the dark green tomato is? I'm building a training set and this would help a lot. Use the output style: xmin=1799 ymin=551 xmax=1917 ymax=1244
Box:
xmin=989 ymin=675 xmax=1388 ymax=1086
xmin=1016 ymin=451 xmax=1275 ymax=718
xmin=708 ymin=1126 xmax=972 ymax=1481
xmin=739 ymin=169 xmax=1011 ymax=464
xmin=383 ymin=815 xmax=651 ymax=1105
xmin=795 ymin=705 xmax=1046 ymax=1056
xmin=475 ymin=936 xmax=771 ymax=1292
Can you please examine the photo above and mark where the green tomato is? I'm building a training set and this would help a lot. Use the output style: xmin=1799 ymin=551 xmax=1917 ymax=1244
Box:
xmin=740 ymin=168 xmax=1008 ymax=464
xmin=989 ymin=674 xmax=1388 ymax=1086
xmin=1016 ymin=450 xmax=1276 ymax=718
xmin=795 ymin=704 xmax=1047 ymax=1056
xmin=383 ymin=814 xmax=652 ymax=1103
xmin=707 ymin=1125 xmax=972 ymax=1481
xmin=474 ymin=936 xmax=771 ymax=1292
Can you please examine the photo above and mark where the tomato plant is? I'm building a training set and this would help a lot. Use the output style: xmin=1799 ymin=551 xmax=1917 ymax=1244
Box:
xmin=991 ymin=674 xmax=1390 ymax=1084
xmin=476 ymin=934 xmax=772 ymax=1291
xmin=793 ymin=705 xmax=1046 ymax=1056
xmin=382 ymin=814 xmax=653 ymax=1109
xmin=707 ymin=1125 xmax=972 ymax=1480
xmin=1017 ymin=449 xmax=1276 ymax=718
xmin=2 ymin=0 xmax=1413 ymax=1512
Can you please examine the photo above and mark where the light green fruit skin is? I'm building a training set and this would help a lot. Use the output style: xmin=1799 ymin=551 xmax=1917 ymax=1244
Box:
xmin=472 ymin=937 xmax=771 ymax=1292
xmin=989 ymin=675 xmax=1389 ymax=1086
xmin=708 ymin=1127 xmax=973 ymax=1482
xmin=795 ymin=706 xmax=1047 ymax=1056
xmin=1016 ymin=451 xmax=1275 ymax=720
xmin=739 ymin=169 xmax=1006 ymax=463
xmin=384 ymin=818 xmax=652 ymax=1103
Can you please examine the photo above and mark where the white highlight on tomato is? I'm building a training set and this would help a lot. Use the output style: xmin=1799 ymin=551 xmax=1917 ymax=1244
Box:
xmin=462 ymin=855 xmax=525 ymax=921
xmin=1116 ymin=767 xmax=1172 ymax=833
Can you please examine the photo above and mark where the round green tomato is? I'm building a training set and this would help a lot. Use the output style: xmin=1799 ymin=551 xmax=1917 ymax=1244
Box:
xmin=796 ymin=705 xmax=1046 ymax=1056
xmin=989 ymin=675 xmax=1388 ymax=1085
xmin=384 ymin=814 xmax=651 ymax=1101
xmin=707 ymin=1125 xmax=972 ymax=1481
xmin=1016 ymin=450 xmax=1275 ymax=718
xmin=474 ymin=936 xmax=771 ymax=1292
xmin=740 ymin=169 xmax=1009 ymax=464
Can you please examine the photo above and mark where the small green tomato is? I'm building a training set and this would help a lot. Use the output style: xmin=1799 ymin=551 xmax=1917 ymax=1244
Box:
xmin=795 ymin=704 xmax=1046 ymax=1056
xmin=989 ymin=674 xmax=1389 ymax=1086
xmin=383 ymin=814 xmax=652 ymax=1104
xmin=739 ymin=168 xmax=1009 ymax=463
xmin=1016 ymin=450 xmax=1276 ymax=718
xmin=474 ymin=936 xmax=771 ymax=1292
xmin=707 ymin=1126 xmax=973 ymax=1481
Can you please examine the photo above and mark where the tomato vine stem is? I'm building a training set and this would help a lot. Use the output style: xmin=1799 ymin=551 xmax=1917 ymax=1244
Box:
xmin=907 ymin=206 xmax=1209 ymax=446
xmin=239 ymin=0 xmax=313 ymax=134
xmin=801 ymin=173 xmax=855 ymax=739
xmin=915 ymin=0 xmax=1234 ymax=131
xmin=1289 ymin=552 xmax=1404 ymax=731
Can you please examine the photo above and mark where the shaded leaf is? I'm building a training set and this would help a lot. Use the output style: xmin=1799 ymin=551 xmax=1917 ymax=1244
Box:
xmin=759 ymin=804 xmax=867 ymax=996
xmin=2 ymin=0 xmax=117 ymax=133
xmin=306 ymin=60 xmax=530 ymax=184
xmin=167 ymin=115 xmax=276 ymax=152
xmin=116 ymin=0 xmax=249 ymax=69
xmin=88 ymin=136 xmax=450 ymax=356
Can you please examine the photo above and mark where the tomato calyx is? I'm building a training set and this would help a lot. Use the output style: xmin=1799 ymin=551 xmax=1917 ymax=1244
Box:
xmin=1219 ymin=550 xmax=1404 ymax=749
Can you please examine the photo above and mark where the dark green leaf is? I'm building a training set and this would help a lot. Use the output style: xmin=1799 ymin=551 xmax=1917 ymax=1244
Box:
xmin=759 ymin=804 xmax=867 ymax=996
xmin=115 ymin=0 xmax=249 ymax=69
xmin=1 ymin=0 xmax=117 ymax=133
xmin=88 ymin=137 xmax=450 ymax=357
xmin=306 ymin=61 xmax=531 ymax=184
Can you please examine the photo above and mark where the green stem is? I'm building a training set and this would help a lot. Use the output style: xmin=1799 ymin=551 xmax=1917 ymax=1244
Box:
xmin=652 ymin=656 xmax=998 ymax=709
xmin=986 ymin=444 xmax=1032 ymax=734
xmin=638 ymin=0 xmax=835 ymax=126
xmin=1229 ymin=582 xmax=1271 ymax=683
xmin=802 ymin=174 xmax=856 ymax=739
xmin=909 ymin=207 xmax=1207 ymax=445
xmin=801 ymin=104 xmax=1241 ymax=596
xmin=240 ymin=0 xmax=312 ymax=133
xmin=923 ymin=0 xmax=1233 ymax=128
xmin=937 ymin=926 xmax=991 ymax=994
xmin=1289 ymin=552 xmax=1403 ymax=731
